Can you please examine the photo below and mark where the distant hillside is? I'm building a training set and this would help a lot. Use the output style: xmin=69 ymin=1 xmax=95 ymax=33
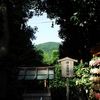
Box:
xmin=35 ymin=42 xmax=61 ymax=56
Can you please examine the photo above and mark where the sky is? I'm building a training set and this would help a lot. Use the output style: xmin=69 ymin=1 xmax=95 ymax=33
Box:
xmin=27 ymin=13 xmax=63 ymax=45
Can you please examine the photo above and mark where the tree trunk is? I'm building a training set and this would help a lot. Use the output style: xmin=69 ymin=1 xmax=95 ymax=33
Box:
xmin=0 ymin=4 xmax=9 ymax=56
xmin=0 ymin=3 xmax=9 ymax=100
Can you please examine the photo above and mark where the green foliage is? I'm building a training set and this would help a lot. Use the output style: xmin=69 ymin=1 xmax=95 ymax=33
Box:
xmin=51 ymin=50 xmax=59 ymax=64
xmin=35 ymin=42 xmax=60 ymax=65
xmin=50 ymin=63 xmax=66 ymax=88
xmin=42 ymin=50 xmax=59 ymax=65
xmin=42 ymin=52 xmax=52 ymax=65
xmin=75 ymin=63 xmax=92 ymax=87
xmin=74 ymin=62 xmax=92 ymax=100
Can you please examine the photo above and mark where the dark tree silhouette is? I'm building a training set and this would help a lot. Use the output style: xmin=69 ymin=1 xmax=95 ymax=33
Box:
xmin=36 ymin=0 xmax=100 ymax=62
xmin=0 ymin=1 xmax=44 ymax=100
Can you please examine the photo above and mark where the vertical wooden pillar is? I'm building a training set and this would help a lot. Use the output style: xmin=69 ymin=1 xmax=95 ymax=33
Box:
xmin=66 ymin=78 xmax=69 ymax=100
xmin=44 ymin=80 xmax=46 ymax=88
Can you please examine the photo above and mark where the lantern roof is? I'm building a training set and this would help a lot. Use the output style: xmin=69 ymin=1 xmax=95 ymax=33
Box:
xmin=57 ymin=57 xmax=78 ymax=62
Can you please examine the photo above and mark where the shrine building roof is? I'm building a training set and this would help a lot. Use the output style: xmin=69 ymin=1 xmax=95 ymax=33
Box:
xmin=18 ymin=66 xmax=55 ymax=80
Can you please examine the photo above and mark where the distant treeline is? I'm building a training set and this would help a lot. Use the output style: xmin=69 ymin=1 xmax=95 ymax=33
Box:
xmin=35 ymin=42 xmax=61 ymax=56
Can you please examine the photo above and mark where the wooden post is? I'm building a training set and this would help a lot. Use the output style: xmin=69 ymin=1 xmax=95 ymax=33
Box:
xmin=66 ymin=77 xmax=69 ymax=100
xmin=44 ymin=80 xmax=46 ymax=89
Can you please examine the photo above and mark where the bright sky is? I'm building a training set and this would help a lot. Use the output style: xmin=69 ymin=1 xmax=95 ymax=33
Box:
xmin=27 ymin=13 xmax=63 ymax=45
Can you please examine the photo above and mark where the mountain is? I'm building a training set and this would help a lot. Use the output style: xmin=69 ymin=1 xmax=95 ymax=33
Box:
xmin=35 ymin=42 xmax=61 ymax=56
